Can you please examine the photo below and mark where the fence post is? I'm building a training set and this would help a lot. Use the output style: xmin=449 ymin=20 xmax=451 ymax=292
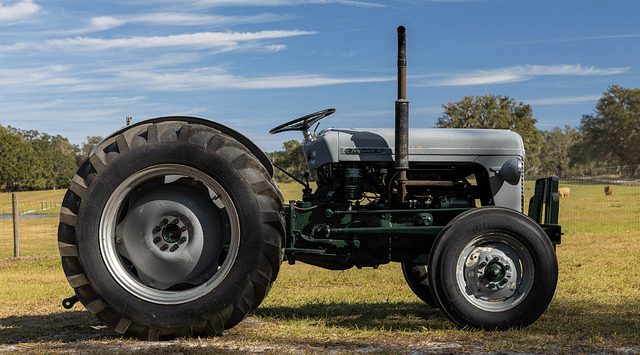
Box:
xmin=12 ymin=193 xmax=20 ymax=258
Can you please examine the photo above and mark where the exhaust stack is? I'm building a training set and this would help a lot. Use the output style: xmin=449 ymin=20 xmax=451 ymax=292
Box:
xmin=395 ymin=26 xmax=409 ymax=203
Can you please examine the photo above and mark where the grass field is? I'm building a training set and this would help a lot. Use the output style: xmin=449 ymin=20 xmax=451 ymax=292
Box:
xmin=0 ymin=182 xmax=639 ymax=354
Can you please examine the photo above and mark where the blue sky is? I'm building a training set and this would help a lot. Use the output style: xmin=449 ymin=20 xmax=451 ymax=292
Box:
xmin=0 ymin=0 xmax=637 ymax=152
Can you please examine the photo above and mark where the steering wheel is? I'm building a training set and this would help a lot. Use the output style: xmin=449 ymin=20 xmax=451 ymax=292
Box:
xmin=269 ymin=108 xmax=335 ymax=135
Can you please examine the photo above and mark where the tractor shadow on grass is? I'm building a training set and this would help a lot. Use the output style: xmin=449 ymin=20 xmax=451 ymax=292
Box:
xmin=0 ymin=310 xmax=119 ymax=344
xmin=0 ymin=301 xmax=445 ymax=344
xmin=254 ymin=300 xmax=451 ymax=331
xmin=255 ymin=298 xmax=640 ymax=338
xmin=0 ymin=301 xmax=446 ymax=345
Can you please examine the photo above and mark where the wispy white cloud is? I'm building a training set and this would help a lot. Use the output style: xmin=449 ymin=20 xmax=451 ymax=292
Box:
xmin=331 ymin=0 xmax=386 ymax=7
xmin=525 ymin=95 xmax=602 ymax=105
xmin=0 ymin=96 xmax=147 ymax=113
xmin=78 ymin=12 xmax=294 ymax=33
xmin=521 ymin=64 xmax=629 ymax=76
xmin=583 ymin=33 xmax=640 ymax=40
xmin=433 ymin=73 xmax=523 ymax=86
xmin=1 ymin=62 xmax=395 ymax=94
xmin=116 ymin=67 xmax=395 ymax=90
xmin=188 ymin=0 xmax=386 ymax=8
xmin=0 ymin=41 xmax=29 ymax=50
xmin=0 ymin=64 xmax=120 ymax=93
xmin=0 ymin=65 xmax=77 ymax=86
xmin=88 ymin=16 xmax=127 ymax=32
xmin=0 ymin=0 xmax=40 ymax=21
xmin=414 ymin=0 xmax=485 ymax=2
xmin=507 ymin=33 xmax=640 ymax=46
xmin=1 ymin=30 xmax=317 ymax=52
xmin=428 ymin=64 xmax=629 ymax=87
xmin=67 ymin=0 xmax=380 ymax=34
xmin=130 ymin=12 xmax=294 ymax=26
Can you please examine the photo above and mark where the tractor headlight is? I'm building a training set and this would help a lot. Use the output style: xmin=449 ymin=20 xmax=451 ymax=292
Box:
xmin=499 ymin=157 xmax=523 ymax=185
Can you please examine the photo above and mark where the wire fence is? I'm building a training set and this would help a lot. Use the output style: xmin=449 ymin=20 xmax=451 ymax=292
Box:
xmin=1 ymin=165 xmax=639 ymax=260
xmin=0 ymin=198 xmax=61 ymax=259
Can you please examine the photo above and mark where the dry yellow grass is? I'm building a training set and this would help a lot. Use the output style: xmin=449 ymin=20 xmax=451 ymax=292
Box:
xmin=0 ymin=218 xmax=58 ymax=259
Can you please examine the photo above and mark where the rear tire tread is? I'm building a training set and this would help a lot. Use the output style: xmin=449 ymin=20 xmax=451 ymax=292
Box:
xmin=58 ymin=121 xmax=283 ymax=339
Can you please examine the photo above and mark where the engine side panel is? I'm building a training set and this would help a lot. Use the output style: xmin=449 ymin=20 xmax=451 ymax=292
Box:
xmin=304 ymin=127 xmax=525 ymax=211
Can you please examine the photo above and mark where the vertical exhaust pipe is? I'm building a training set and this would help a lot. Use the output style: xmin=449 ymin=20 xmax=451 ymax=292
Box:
xmin=395 ymin=26 xmax=409 ymax=203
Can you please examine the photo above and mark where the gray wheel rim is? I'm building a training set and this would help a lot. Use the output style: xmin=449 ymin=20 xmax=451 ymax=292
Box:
xmin=455 ymin=233 xmax=534 ymax=312
xmin=99 ymin=164 xmax=240 ymax=305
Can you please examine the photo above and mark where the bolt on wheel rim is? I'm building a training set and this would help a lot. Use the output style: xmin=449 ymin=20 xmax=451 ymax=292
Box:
xmin=100 ymin=164 xmax=240 ymax=305
xmin=456 ymin=233 xmax=534 ymax=312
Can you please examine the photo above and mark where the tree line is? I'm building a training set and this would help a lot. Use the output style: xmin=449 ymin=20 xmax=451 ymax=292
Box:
xmin=1 ymin=85 xmax=637 ymax=190
xmin=271 ymin=85 xmax=640 ymax=182
xmin=0 ymin=126 xmax=102 ymax=191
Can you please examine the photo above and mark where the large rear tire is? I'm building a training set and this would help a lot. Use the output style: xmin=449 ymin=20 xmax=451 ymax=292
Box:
xmin=428 ymin=207 xmax=557 ymax=330
xmin=58 ymin=121 xmax=284 ymax=340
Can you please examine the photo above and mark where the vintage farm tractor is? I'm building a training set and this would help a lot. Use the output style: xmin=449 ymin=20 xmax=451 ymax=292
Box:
xmin=59 ymin=27 xmax=561 ymax=340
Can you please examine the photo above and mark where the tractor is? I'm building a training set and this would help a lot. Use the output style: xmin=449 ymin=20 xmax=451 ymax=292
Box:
xmin=59 ymin=26 xmax=561 ymax=340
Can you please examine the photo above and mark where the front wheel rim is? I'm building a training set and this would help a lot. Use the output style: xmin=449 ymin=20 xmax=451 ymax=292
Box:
xmin=99 ymin=164 xmax=241 ymax=305
xmin=455 ymin=233 xmax=534 ymax=312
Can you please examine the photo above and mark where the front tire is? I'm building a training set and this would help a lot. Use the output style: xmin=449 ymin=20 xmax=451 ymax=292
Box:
xmin=428 ymin=207 xmax=558 ymax=329
xmin=58 ymin=121 xmax=284 ymax=340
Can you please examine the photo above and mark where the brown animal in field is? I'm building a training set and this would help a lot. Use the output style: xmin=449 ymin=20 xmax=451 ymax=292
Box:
xmin=558 ymin=187 xmax=570 ymax=198
xmin=604 ymin=186 xmax=613 ymax=196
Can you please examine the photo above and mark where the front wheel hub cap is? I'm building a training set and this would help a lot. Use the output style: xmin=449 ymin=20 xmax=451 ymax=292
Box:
xmin=456 ymin=234 xmax=535 ymax=312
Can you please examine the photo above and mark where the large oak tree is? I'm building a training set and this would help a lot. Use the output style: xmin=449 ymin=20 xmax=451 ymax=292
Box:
xmin=576 ymin=85 xmax=640 ymax=171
